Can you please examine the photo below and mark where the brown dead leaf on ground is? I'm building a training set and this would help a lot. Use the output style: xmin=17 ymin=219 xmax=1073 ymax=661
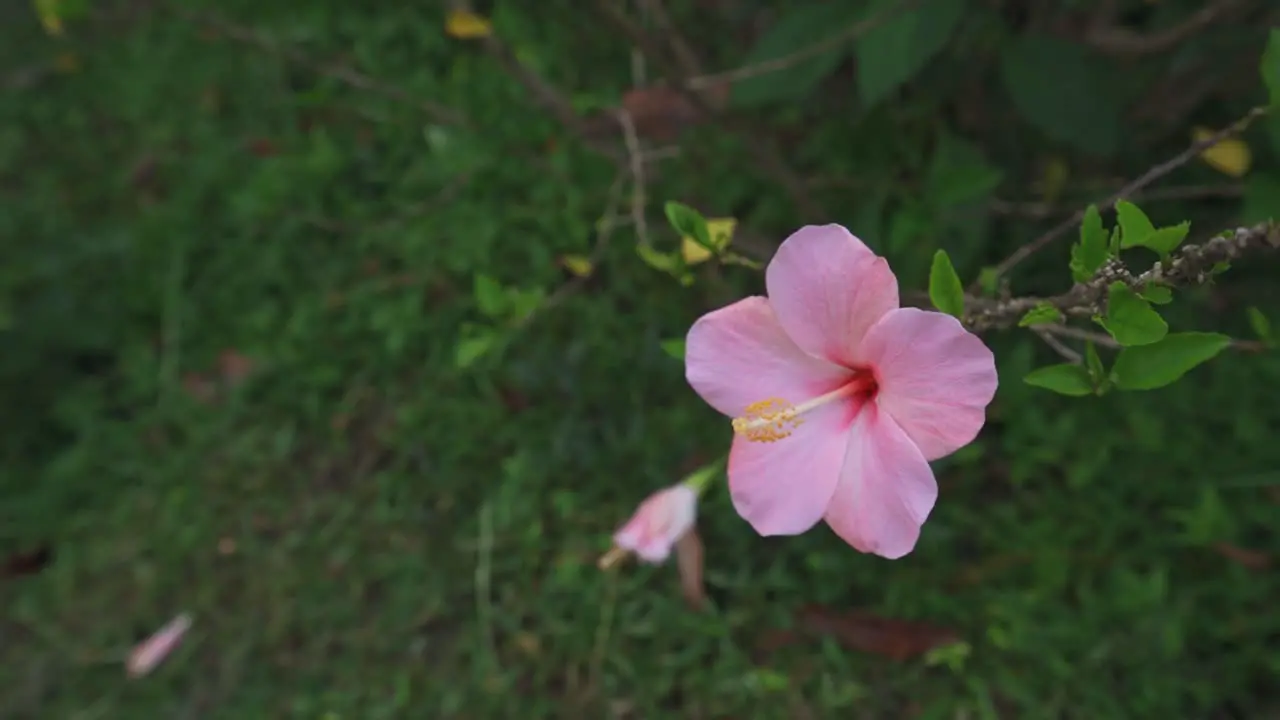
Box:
xmin=181 ymin=350 xmax=258 ymax=405
xmin=1 ymin=545 xmax=53 ymax=581
xmin=1211 ymin=542 xmax=1271 ymax=570
xmin=759 ymin=605 xmax=961 ymax=662
xmin=675 ymin=530 xmax=705 ymax=611
xmin=217 ymin=349 xmax=256 ymax=387
xmin=245 ymin=137 xmax=279 ymax=157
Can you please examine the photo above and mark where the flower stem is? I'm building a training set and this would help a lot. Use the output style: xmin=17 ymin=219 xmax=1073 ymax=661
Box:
xmin=681 ymin=455 xmax=727 ymax=496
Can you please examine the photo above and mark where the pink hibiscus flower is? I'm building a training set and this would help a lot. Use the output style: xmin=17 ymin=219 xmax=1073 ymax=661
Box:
xmin=684 ymin=225 xmax=998 ymax=558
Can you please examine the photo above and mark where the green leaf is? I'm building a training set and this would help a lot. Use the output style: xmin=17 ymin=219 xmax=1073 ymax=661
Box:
xmin=1247 ymin=306 xmax=1272 ymax=342
xmin=1112 ymin=332 xmax=1231 ymax=390
xmin=1115 ymin=200 xmax=1155 ymax=248
xmin=1018 ymin=303 xmax=1063 ymax=327
xmin=1070 ymin=204 xmax=1109 ymax=282
xmin=977 ymin=266 xmax=1000 ymax=296
xmin=506 ymin=287 xmax=546 ymax=323
xmin=729 ymin=5 xmax=864 ymax=107
xmin=856 ymin=0 xmax=967 ymax=108
xmin=925 ymin=131 xmax=1003 ymax=210
xmin=1140 ymin=285 xmax=1173 ymax=305
xmin=455 ymin=332 xmax=496 ymax=369
xmin=664 ymin=202 xmax=712 ymax=250
xmin=1142 ymin=223 xmax=1191 ymax=255
xmin=1084 ymin=341 xmax=1106 ymax=388
xmin=660 ymin=338 xmax=686 ymax=360
xmin=1262 ymin=29 xmax=1280 ymax=108
xmin=1024 ymin=364 xmax=1095 ymax=396
xmin=1000 ymin=35 xmax=1121 ymax=155
xmin=1241 ymin=173 xmax=1280 ymax=224
xmin=928 ymin=249 xmax=965 ymax=318
xmin=1100 ymin=282 xmax=1167 ymax=346
xmin=1107 ymin=225 xmax=1122 ymax=256
xmin=1114 ymin=201 xmax=1188 ymax=255
xmin=473 ymin=274 xmax=506 ymax=318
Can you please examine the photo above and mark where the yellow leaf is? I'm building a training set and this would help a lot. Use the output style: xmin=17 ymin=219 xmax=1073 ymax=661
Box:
xmin=54 ymin=52 xmax=79 ymax=74
xmin=1039 ymin=157 xmax=1069 ymax=204
xmin=560 ymin=254 xmax=593 ymax=278
xmin=681 ymin=237 xmax=712 ymax=265
xmin=680 ymin=217 xmax=737 ymax=265
xmin=445 ymin=10 xmax=492 ymax=39
xmin=35 ymin=0 xmax=63 ymax=36
xmin=1194 ymin=127 xmax=1251 ymax=178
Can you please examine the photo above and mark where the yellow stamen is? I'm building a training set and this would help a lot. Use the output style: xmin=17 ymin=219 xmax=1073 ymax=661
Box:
xmin=731 ymin=383 xmax=865 ymax=443
xmin=731 ymin=398 xmax=802 ymax=442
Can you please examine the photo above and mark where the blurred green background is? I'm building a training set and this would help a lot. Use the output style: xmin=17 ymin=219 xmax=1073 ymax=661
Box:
xmin=2 ymin=1 xmax=1279 ymax=717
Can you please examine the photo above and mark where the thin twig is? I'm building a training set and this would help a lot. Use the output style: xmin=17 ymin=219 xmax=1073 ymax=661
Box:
xmin=514 ymin=172 xmax=630 ymax=330
xmin=595 ymin=0 xmax=825 ymax=220
xmin=637 ymin=0 xmax=703 ymax=77
xmin=177 ymin=10 xmax=467 ymax=126
xmin=1034 ymin=328 xmax=1083 ymax=363
xmin=979 ymin=106 xmax=1269 ymax=291
xmin=1086 ymin=0 xmax=1241 ymax=56
xmin=990 ymin=184 xmax=1244 ymax=220
xmin=614 ymin=109 xmax=650 ymax=246
xmin=965 ymin=221 xmax=1280 ymax=332
xmin=685 ymin=0 xmax=917 ymax=90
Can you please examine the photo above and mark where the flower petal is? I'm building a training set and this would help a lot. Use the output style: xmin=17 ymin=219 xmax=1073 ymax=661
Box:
xmin=613 ymin=484 xmax=698 ymax=564
xmin=765 ymin=225 xmax=899 ymax=366
xmin=728 ymin=398 xmax=854 ymax=536
xmin=856 ymin=307 xmax=998 ymax=461
xmin=686 ymin=296 xmax=851 ymax=418
xmin=824 ymin=404 xmax=937 ymax=559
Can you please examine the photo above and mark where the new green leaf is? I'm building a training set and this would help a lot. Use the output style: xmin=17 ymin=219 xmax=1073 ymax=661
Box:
xmin=1070 ymin=204 xmax=1109 ymax=282
xmin=1084 ymin=341 xmax=1107 ymax=388
xmin=1100 ymin=282 xmax=1167 ymax=346
xmin=1247 ymin=306 xmax=1272 ymax=343
xmin=1018 ymin=303 xmax=1063 ymax=327
xmin=1024 ymin=364 xmax=1095 ymax=396
xmin=1115 ymin=200 xmax=1155 ymax=249
xmin=1140 ymin=285 xmax=1173 ymax=305
xmin=455 ymin=332 xmax=496 ymax=369
xmin=664 ymin=202 xmax=713 ymax=250
xmin=1262 ymin=29 xmax=1280 ymax=108
xmin=1241 ymin=174 xmax=1280 ymax=224
xmin=928 ymin=249 xmax=965 ymax=318
xmin=1112 ymin=332 xmax=1232 ymax=391
xmin=660 ymin=338 xmax=686 ymax=360
xmin=473 ymin=274 xmax=506 ymax=318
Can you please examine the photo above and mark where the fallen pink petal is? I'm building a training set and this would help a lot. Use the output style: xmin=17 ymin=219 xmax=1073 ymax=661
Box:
xmin=685 ymin=224 xmax=998 ymax=559
xmin=126 ymin=613 xmax=192 ymax=678
xmin=602 ymin=483 xmax=697 ymax=567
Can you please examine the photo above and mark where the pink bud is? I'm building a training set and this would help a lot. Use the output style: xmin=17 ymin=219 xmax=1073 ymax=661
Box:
xmin=610 ymin=484 xmax=698 ymax=564
xmin=126 ymin=613 xmax=192 ymax=678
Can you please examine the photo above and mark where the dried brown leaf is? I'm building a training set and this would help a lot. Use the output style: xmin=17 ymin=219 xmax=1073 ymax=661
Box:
xmin=763 ymin=605 xmax=961 ymax=662
xmin=674 ymin=530 xmax=705 ymax=611
xmin=1 ymin=545 xmax=53 ymax=580
xmin=1211 ymin=541 xmax=1271 ymax=570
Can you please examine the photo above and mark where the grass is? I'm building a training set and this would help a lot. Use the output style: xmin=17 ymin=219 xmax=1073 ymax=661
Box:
xmin=2 ymin=2 xmax=1279 ymax=718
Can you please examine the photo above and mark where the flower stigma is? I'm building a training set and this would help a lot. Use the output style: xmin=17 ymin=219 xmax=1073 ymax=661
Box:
xmin=731 ymin=371 xmax=878 ymax=443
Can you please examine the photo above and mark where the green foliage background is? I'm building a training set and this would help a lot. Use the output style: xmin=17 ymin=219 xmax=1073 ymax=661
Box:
xmin=2 ymin=1 xmax=1278 ymax=717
